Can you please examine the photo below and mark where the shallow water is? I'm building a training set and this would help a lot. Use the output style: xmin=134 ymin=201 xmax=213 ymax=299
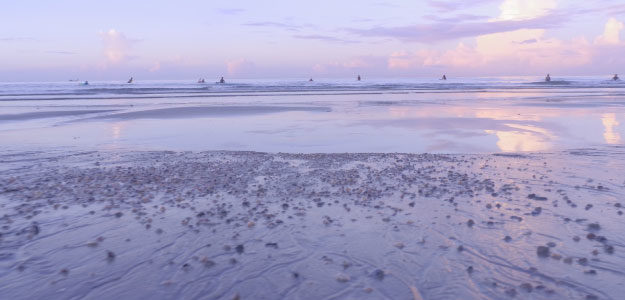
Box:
xmin=0 ymin=77 xmax=624 ymax=153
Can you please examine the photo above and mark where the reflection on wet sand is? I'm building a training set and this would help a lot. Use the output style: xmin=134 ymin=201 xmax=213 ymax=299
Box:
xmin=387 ymin=105 xmax=556 ymax=152
xmin=474 ymin=109 xmax=541 ymax=122
xmin=602 ymin=113 xmax=621 ymax=144
xmin=486 ymin=130 xmax=550 ymax=152
xmin=385 ymin=103 xmax=625 ymax=152
xmin=111 ymin=122 xmax=124 ymax=140
xmin=486 ymin=124 xmax=554 ymax=152
xmin=475 ymin=109 xmax=552 ymax=151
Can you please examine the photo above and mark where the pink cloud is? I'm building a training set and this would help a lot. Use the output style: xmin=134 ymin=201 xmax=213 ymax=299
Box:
xmin=387 ymin=18 xmax=624 ymax=75
xmin=226 ymin=59 xmax=255 ymax=76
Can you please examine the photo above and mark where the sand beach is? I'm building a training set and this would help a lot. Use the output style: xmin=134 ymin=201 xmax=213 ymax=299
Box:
xmin=1 ymin=78 xmax=624 ymax=299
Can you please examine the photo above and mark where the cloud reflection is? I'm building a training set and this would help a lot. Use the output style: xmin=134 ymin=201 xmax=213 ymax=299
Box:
xmin=387 ymin=105 xmax=556 ymax=152
xmin=602 ymin=113 xmax=622 ymax=144
xmin=476 ymin=108 xmax=553 ymax=151
xmin=111 ymin=122 xmax=124 ymax=140
xmin=486 ymin=126 xmax=552 ymax=152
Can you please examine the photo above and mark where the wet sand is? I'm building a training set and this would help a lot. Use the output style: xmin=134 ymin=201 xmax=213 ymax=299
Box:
xmin=2 ymin=85 xmax=624 ymax=153
xmin=87 ymin=105 xmax=332 ymax=120
xmin=0 ymin=110 xmax=118 ymax=122
xmin=0 ymin=149 xmax=623 ymax=299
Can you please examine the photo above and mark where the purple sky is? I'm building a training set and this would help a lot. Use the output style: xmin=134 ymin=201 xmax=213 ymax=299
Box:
xmin=1 ymin=0 xmax=625 ymax=80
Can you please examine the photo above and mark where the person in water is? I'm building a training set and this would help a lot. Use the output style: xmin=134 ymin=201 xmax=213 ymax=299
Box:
xmin=219 ymin=77 xmax=225 ymax=84
xmin=441 ymin=75 xmax=447 ymax=80
xmin=545 ymin=74 xmax=551 ymax=82
xmin=309 ymin=78 xmax=313 ymax=82
xmin=127 ymin=77 xmax=133 ymax=84
xmin=357 ymin=75 xmax=361 ymax=81
xmin=198 ymin=78 xmax=205 ymax=83
xmin=83 ymin=81 xmax=89 ymax=85
xmin=613 ymin=74 xmax=620 ymax=81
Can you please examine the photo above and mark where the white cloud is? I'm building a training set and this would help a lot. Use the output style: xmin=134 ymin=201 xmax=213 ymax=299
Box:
xmin=498 ymin=0 xmax=557 ymax=21
xmin=100 ymin=29 xmax=134 ymax=64
xmin=595 ymin=18 xmax=624 ymax=45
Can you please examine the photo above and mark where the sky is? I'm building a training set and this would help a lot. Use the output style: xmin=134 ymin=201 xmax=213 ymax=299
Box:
xmin=1 ymin=0 xmax=625 ymax=81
